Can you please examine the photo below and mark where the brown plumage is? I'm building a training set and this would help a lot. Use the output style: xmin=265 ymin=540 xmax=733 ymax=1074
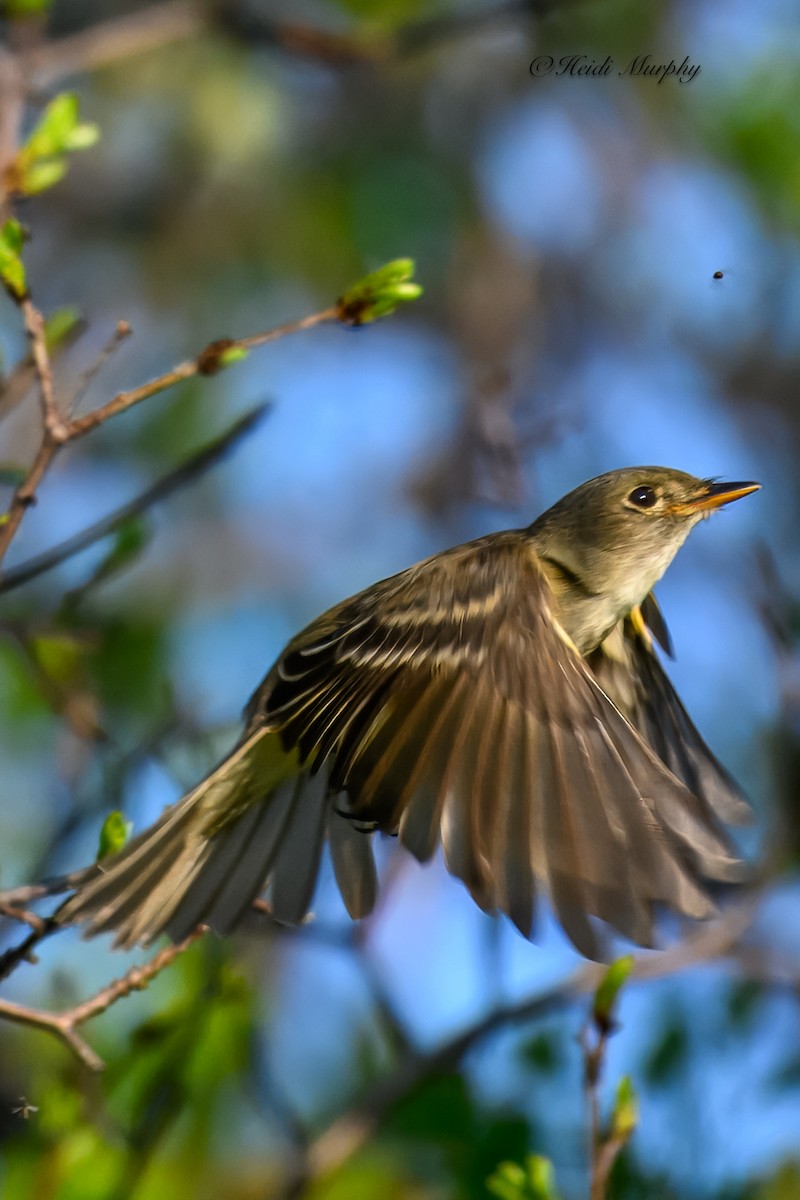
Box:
xmin=57 ymin=467 xmax=760 ymax=958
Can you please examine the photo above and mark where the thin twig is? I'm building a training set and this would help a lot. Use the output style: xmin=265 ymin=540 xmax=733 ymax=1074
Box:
xmin=66 ymin=319 xmax=132 ymax=419
xmin=0 ymin=925 xmax=205 ymax=1071
xmin=0 ymin=438 xmax=55 ymax=565
xmin=0 ymin=402 xmax=269 ymax=594
xmin=0 ymin=916 xmax=59 ymax=984
xmin=24 ymin=0 xmax=543 ymax=89
xmin=0 ymin=46 xmax=25 ymax=218
xmin=21 ymin=297 xmax=67 ymax=441
xmin=27 ymin=0 xmax=207 ymax=89
xmin=65 ymin=307 xmax=337 ymax=439
xmin=0 ymin=315 xmax=86 ymax=426
xmin=0 ymin=993 xmax=105 ymax=1071
xmin=582 ymin=1009 xmax=619 ymax=1200
xmin=0 ymin=305 xmax=337 ymax=569
xmin=0 ymin=901 xmax=47 ymax=932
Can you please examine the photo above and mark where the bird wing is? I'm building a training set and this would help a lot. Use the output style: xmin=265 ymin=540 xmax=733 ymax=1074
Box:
xmin=252 ymin=533 xmax=741 ymax=958
xmin=586 ymin=602 xmax=752 ymax=829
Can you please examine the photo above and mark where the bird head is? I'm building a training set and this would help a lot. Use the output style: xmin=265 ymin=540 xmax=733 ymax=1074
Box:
xmin=529 ymin=466 xmax=760 ymax=632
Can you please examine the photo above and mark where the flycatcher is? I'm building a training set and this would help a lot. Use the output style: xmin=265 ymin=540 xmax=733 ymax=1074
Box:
xmin=58 ymin=467 xmax=760 ymax=959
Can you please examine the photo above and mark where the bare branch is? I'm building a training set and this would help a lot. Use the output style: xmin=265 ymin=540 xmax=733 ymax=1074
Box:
xmin=66 ymin=319 xmax=132 ymax=420
xmin=25 ymin=0 xmax=542 ymax=89
xmin=20 ymin=297 xmax=68 ymax=441
xmin=28 ymin=0 xmax=207 ymax=89
xmin=0 ymin=901 xmax=48 ymax=932
xmin=0 ymin=926 xmax=205 ymax=1071
xmin=0 ymin=46 xmax=25 ymax=218
xmin=0 ymin=994 xmax=105 ymax=1071
xmin=65 ymin=307 xmax=338 ymax=439
xmin=66 ymin=926 xmax=206 ymax=1029
xmin=0 ymin=305 xmax=337 ymax=569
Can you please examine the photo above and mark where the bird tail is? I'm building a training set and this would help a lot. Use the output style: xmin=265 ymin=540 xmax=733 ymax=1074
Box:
xmin=57 ymin=728 xmax=378 ymax=949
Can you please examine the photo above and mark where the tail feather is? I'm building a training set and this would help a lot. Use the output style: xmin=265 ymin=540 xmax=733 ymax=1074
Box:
xmin=268 ymin=772 xmax=329 ymax=925
xmin=172 ymin=779 xmax=297 ymax=939
xmin=328 ymin=811 xmax=378 ymax=919
xmin=60 ymin=802 xmax=205 ymax=943
xmin=56 ymin=730 xmax=344 ymax=948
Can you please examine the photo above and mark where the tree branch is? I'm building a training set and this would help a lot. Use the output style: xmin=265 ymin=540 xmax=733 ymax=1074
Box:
xmin=0 ymin=305 xmax=338 ymax=569
xmin=27 ymin=0 xmax=207 ymax=89
xmin=21 ymin=296 xmax=67 ymax=442
xmin=0 ymin=926 xmax=205 ymax=1071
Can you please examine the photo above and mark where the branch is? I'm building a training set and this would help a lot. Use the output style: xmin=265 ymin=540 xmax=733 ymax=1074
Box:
xmin=0 ymin=304 xmax=338 ymax=569
xmin=21 ymin=296 xmax=67 ymax=441
xmin=0 ymin=401 xmax=269 ymax=594
xmin=0 ymin=47 xmax=25 ymax=221
xmin=66 ymin=307 xmax=337 ymax=439
xmin=22 ymin=0 xmax=546 ymax=87
xmin=27 ymin=0 xmax=207 ymax=89
xmin=0 ymin=926 xmax=205 ymax=1071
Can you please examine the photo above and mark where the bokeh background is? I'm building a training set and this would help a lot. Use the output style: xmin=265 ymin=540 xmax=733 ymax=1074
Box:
xmin=0 ymin=1 xmax=799 ymax=1197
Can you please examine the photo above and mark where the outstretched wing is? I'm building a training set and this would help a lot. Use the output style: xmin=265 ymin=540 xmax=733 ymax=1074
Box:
xmin=249 ymin=534 xmax=741 ymax=958
xmin=586 ymin=602 xmax=751 ymax=829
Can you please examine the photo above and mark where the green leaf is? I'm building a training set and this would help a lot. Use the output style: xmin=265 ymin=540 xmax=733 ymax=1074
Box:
xmin=0 ymin=218 xmax=27 ymax=298
xmin=0 ymin=216 xmax=24 ymax=254
xmin=96 ymin=810 xmax=131 ymax=861
xmin=488 ymin=1156 xmax=561 ymax=1200
xmin=337 ymin=257 xmax=423 ymax=326
xmin=63 ymin=123 xmax=100 ymax=152
xmin=593 ymin=955 xmax=634 ymax=1030
xmin=21 ymin=158 xmax=67 ymax=195
xmin=15 ymin=92 xmax=99 ymax=197
xmin=25 ymin=93 xmax=79 ymax=161
xmin=611 ymin=1075 xmax=638 ymax=1142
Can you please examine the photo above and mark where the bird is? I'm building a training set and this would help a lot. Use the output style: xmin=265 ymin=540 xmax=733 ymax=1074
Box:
xmin=56 ymin=466 xmax=760 ymax=959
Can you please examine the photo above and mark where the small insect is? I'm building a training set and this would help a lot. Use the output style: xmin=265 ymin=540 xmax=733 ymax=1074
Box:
xmin=12 ymin=1097 xmax=38 ymax=1120
xmin=712 ymin=270 xmax=724 ymax=280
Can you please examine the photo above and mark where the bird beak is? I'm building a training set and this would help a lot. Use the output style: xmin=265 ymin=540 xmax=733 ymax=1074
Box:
xmin=673 ymin=479 xmax=761 ymax=515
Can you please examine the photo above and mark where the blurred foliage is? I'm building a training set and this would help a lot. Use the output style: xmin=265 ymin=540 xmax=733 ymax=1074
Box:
xmin=488 ymin=1154 xmax=562 ymax=1200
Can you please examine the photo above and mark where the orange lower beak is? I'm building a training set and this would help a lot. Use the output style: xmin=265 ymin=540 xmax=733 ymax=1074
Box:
xmin=674 ymin=480 xmax=761 ymax=515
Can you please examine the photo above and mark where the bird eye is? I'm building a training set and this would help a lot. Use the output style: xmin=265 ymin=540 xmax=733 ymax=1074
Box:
xmin=628 ymin=485 xmax=657 ymax=508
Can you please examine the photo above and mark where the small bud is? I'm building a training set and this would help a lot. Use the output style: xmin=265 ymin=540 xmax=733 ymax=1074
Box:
xmin=611 ymin=1074 xmax=638 ymax=1142
xmin=196 ymin=338 xmax=247 ymax=375
xmin=592 ymin=955 xmax=633 ymax=1033
xmin=337 ymin=258 xmax=423 ymax=326
xmin=97 ymin=811 xmax=131 ymax=861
